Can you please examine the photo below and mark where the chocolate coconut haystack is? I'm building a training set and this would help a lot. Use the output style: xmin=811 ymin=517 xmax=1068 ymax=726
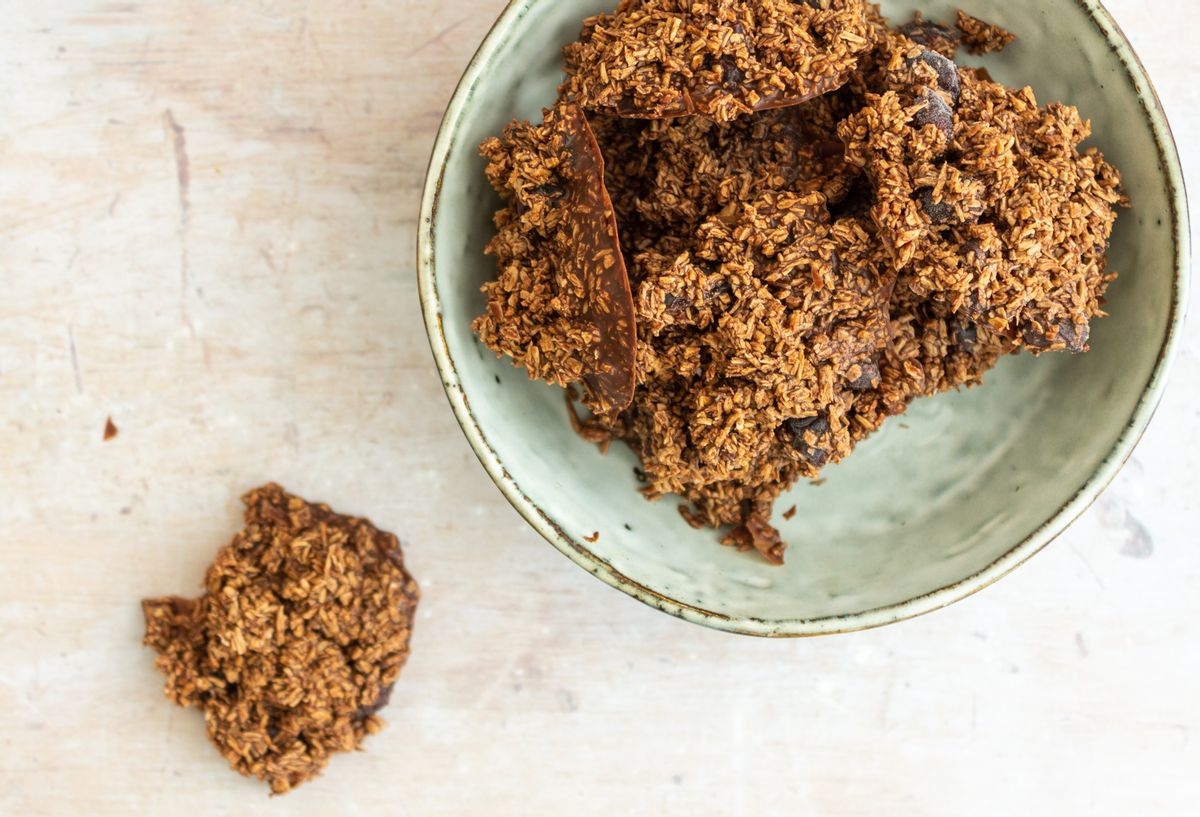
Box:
xmin=474 ymin=4 xmax=1124 ymax=564
xmin=142 ymin=484 xmax=420 ymax=794
xmin=563 ymin=0 xmax=875 ymax=122
xmin=839 ymin=30 xmax=1123 ymax=352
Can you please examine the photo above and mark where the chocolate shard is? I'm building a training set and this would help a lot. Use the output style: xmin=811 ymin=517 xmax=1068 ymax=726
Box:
xmin=474 ymin=101 xmax=637 ymax=417
xmin=357 ymin=685 xmax=393 ymax=720
xmin=848 ymin=360 xmax=881 ymax=390
xmin=559 ymin=102 xmax=638 ymax=415
xmin=1023 ymin=319 xmax=1090 ymax=353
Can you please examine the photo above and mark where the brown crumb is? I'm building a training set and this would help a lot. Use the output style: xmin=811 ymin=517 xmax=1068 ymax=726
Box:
xmin=584 ymin=531 xmax=601 ymax=543
xmin=678 ymin=504 xmax=708 ymax=530
xmin=142 ymin=484 xmax=419 ymax=794
xmin=565 ymin=386 xmax=614 ymax=450
xmin=955 ymin=10 xmax=1017 ymax=55
xmin=103 ymin=417 xmax=118 ymax=441
xmin=782 ymin=505 xmax=797 ymax=521
xmin=722 ymin=511 xmax=786 ymax=565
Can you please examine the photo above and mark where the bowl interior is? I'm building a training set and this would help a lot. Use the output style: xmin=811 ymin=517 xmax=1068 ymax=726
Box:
xmin=423 ymin=0 xmax=1185 ymax=633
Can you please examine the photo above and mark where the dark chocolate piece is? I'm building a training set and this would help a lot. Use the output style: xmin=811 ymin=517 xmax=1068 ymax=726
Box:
xmin=560 ymin=103 xmax=639 ymax=414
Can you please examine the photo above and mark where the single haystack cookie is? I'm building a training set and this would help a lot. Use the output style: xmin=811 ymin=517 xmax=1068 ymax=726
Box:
xmin=853 ymin=284 xmax=1019 ymax=427
xmin=840 ymin=39 xmax=1124 ymax=353
xmin=593 ymin=94 xmax=860 ymax=253
xmin=606 ymin=194 xmax=894 ymax=563
xmin=563 ymin=0 xmax=875 ymax=122
xmin=142 ymin=484 xmax=420 ymax=795
xmin=475 ymin=100 xmax=637 ymax=417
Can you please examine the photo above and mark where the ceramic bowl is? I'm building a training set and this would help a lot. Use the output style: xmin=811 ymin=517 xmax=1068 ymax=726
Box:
xmin=418 ymin=0 xmax=1188 ymax=636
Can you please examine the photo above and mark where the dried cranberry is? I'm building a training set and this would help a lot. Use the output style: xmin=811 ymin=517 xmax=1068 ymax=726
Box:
xmin=949 ymin=317 xmax=978 ymax=354
xmin=912 ymin=90 xmax=954 ymax=140
xmin=664 ymin=293 xmax=692 ymax=315
xmin=848 ymin=360 xmax=880 ymax=391
xmin=917 ymin=187 xmax=957 ymax=224
xmin=782 ymin=415 xmax=831 ymax=467
xmin=907 ymin=50 xmax=960 ymax=103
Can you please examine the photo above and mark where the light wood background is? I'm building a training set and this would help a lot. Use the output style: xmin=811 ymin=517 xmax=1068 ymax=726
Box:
xmin=1 ymin=1 xmax=1198 ymax=814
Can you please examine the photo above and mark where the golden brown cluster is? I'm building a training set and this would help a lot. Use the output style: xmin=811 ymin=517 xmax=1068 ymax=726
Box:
xmin=143 ymin=484 xmax=420 ymax=794
xmin=563 ymin=0 xmax=875 ymax=122
xmin=474 ymin=4 xmax=1124 ymax=563
xmin=955 ymin=10 xmax=1018 ymax=55
xmin=840 ymin=30 xmax=1124 ymax=352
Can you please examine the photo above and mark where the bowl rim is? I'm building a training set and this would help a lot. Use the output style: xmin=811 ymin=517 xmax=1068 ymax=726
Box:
xmin=417 ymin=0 xmax=1191 ymax=637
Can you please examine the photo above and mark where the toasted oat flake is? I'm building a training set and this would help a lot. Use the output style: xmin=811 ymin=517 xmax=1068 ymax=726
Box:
xmin=142 ymin=484 xmax=419 ymax=794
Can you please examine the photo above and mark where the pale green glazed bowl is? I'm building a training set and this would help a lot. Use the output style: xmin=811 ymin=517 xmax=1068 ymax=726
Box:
xmin=418 ymin=0 xmax=1189 ymax=636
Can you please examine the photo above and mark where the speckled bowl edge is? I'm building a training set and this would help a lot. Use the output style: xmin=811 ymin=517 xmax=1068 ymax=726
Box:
xmin=416 ymin=0 xmax=1191 ymax=637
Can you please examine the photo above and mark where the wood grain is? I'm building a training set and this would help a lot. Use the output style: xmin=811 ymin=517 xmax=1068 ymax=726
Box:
xmin=1 ymin=1 xmax=1198 ymax=814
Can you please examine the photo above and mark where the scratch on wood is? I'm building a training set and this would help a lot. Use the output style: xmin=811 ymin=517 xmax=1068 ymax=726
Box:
xmin=163 ymin=110 xmax=190 ymax=226
xmin=163 ymin=109 xmax=195 ymax=336
xmin=265 ymin=125 xmax=330 ymax=145
xmin=1069 ymin=543 xmax=1106 ymax=589
xmin=68 ymin=324 xmax=83 ymax=394
xmin=410 ymin=17 xmax=472 ymax=57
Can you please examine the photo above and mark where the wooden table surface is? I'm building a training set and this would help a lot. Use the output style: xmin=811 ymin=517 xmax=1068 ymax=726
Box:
xmin=2 ymin=1 xmax=1198 ymax=814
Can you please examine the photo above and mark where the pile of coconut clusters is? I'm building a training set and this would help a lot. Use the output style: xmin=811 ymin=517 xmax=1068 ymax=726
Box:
xmin=473 ymin=1 xmax=1125 ymax=565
